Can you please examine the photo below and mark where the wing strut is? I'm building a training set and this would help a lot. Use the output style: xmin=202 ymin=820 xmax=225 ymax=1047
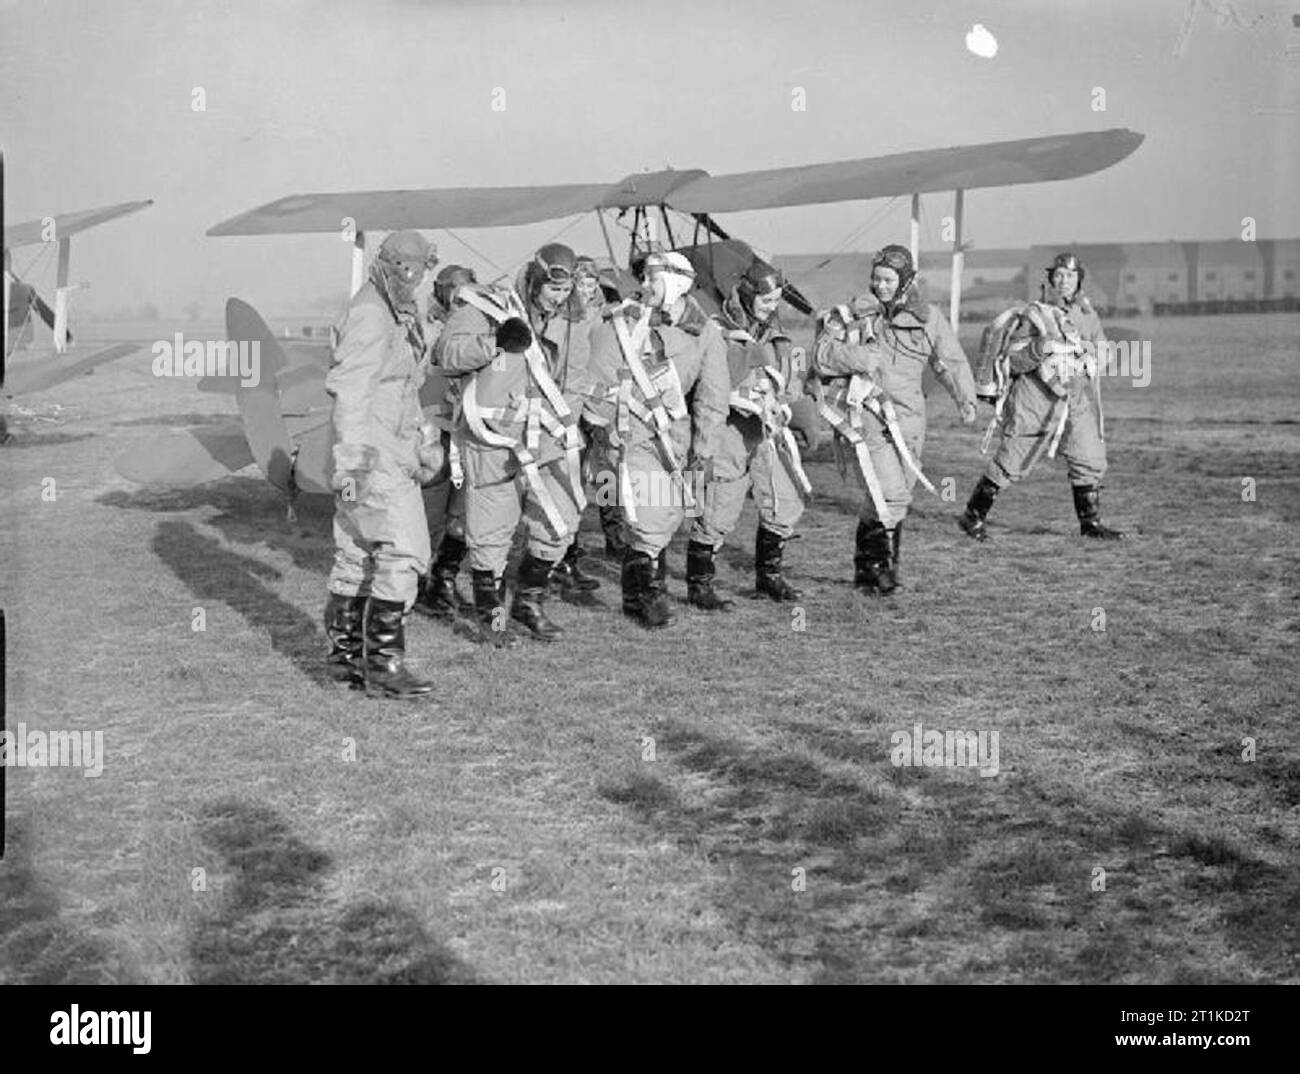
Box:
xmin=350 ymin=231 xmax=367 ymax=297
xmin=596 ymin=210 xmax=619 ymax=270
xmin=949 ymin=189 xmax=965 ymax=331
xmin=54 ymin=238 xmax=71 ymax=353
xmin=909 ymin=193 xmax=921 ymax=268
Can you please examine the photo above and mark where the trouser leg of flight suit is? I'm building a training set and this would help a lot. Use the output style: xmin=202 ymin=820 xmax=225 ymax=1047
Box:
xmin=463 ymin=444 xmax=580 ymax=576
xmin=751 ymin=431 xmax=806 ymax=539
xmin=985 ymin=377 xmax=1106 ymax=488
xmin=985 ymin=377 xmax=1058 ymax=488
xmin=621 ymin=436 xmax=684 ymax=557
xmin=1059 ymin=387 xmax=1107 ymax=487
xmin=521 ymin=459 xmax=581 ymax=563
xmin=328 ymin=466 xmax=432 ymax=610
xmin=857 ymin=416 xmax=923 ymax=526
xmin=690 ymin=420 xmax=752 ymax=548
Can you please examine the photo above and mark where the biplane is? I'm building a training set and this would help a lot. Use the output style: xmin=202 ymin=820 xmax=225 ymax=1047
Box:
xmin=3 ymin=199 xmax=155 ymax=438
xmin=116 ymin=127 xmax=1143 ymax=502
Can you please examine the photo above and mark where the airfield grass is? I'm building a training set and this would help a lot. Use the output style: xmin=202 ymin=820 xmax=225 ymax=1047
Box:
xmin=1 ymin=315 xmax=1297 ymax=984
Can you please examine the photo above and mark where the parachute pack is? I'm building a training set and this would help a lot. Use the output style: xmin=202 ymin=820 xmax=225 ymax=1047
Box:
xmin=974 ymin=303 xmax=1032 ymax=401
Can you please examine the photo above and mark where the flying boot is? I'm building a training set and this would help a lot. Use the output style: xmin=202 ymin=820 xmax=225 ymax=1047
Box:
xmin=686 ymin=540 xmax=734 ymax=611
xmin=361 ymin=598 xmax=436 ymax=700
xmin=754 ymin=526 xmax=801 ymax=601
xmin=324 ymin=592 xmax=366 ymax=686
xmin=1073 ymin=484 xmax=1126 ymax=540
xmin=854 ymin=519 xmax=897 ymax=595
xmin=959 ymin=476 xmax=1000 ymax=542
xmin=414 ymin=535 xmax=470 ymax=621
xmin=511 ymin=553 xmax=563 ymax=641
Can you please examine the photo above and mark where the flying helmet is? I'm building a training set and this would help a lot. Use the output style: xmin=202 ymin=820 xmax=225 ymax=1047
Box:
xmin=433 ymin=264 xmax=476 ymax=309
xmin=870 ymin=244 xmax=916 ymax=293
xmin=1045 ymin=251 xmax=1086 ymax=289
xmin=378 ymin=230 xmax=438 ymax=285
xmin=641 ymin=251 xmax=697 ymax=307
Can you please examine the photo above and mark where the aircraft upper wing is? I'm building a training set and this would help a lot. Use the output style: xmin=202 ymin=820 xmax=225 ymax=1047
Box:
xmin=6 ymin=200 xmax=154 ymax=249
xmin=666 ymin=129 xmax=1144 ymax=213
xmin=206 ymin=129 xmax=1141 ymax=236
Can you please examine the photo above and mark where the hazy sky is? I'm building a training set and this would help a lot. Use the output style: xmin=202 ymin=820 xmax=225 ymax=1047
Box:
xmin=2 ymin=0 xmax=1297 ymax=316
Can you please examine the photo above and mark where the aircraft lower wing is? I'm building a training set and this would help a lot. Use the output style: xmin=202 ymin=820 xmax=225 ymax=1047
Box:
xmin=115 ymin=423 xmax=256 ymax=486
xmin=2 ymin=341 xmax=142 ymax=396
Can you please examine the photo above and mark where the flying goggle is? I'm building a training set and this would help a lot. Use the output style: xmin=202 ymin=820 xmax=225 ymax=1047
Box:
xmin=381 ymin=252 xmax=439 ymax=284
xmin=534 ymin=256 xmax=574 ymax=284
xmin=641 ymin=255 xmax=696 ymax=280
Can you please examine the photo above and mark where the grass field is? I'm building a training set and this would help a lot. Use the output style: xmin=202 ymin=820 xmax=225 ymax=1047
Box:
xmin=1 ymin=313 xmax=1297 ymax=984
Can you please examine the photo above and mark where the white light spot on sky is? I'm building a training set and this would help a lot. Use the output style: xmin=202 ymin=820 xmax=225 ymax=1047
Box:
xmin=966 ymin=24 xmax=999 ymax=59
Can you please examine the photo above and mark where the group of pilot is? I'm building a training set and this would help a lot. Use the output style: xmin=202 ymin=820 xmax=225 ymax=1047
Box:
xmin=322 ymin=231 xmax=1123 ymax=699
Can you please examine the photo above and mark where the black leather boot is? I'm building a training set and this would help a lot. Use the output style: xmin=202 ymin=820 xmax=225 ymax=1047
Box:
xmin=511 ymin=553 xmax=563 ymax=641
xmin=686 ymin=539 xmax=734 ymax=611
xmin=414 ymin=535 xmax=470 ymax=620
xmin=755 ymin=526 xmax=802 ymax=601
xmin=600 ymin=505 xmax=628 ymax=559
xmin=470 ymin=569 xmax=521 ymax=649
xmin=622 ymin=549 xmax=673 ymax=628
xmin=854 ymin=519 xmax=897 ymax=595
xmin=551 ymin=540 xmax=601 ymax=592
xmin=1073 ymin=485 xmax=1126 ymax=540
xmin=959 ymin=476 xmax=1000 ymax=542
xmin=324 ymin=592 xmax=366 ymax=686
xmin=890 ymin=521 xmax=904 ymax=587
xmin=362 ymin=598 xmax=436 ymax=699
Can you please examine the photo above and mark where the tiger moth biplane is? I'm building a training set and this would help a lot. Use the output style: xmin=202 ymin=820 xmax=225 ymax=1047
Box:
xmin=114 ymin=127 xmax=1144 ymax=507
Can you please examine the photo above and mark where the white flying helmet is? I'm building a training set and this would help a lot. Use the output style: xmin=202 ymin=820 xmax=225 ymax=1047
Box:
xmin=642 ymin=251 xmax=697 ymax=308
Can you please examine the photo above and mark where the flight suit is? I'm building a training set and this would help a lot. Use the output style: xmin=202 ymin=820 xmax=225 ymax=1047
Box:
xmin=420 ymin=321 xmax=466 ymax=553
xmin=439 ymin=286 xmax=588 ymax=576
xmin=691 ymin=297 xmax=809 ymax=547
xmin=813 ymin=295 xmax=976 ymax=526
xmin=984 ymin=295 xmax=1107 ymax=488
xmin=325 ymin=279 xmax=432 ymax=609
xmin=584 ymin=297 xmax=730 ymax=556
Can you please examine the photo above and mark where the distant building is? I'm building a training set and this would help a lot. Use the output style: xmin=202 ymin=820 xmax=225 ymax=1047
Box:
xmin=775 ymin=239 xmax=1300 ymax=318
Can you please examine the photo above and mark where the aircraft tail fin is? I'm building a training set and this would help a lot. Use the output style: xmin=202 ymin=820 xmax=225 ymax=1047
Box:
xmin=225 ymin=297 xmax=296 ymax=492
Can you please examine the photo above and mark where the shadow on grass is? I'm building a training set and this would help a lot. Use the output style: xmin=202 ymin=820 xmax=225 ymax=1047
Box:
xmin=599 ymin=716 xmax=1299 ymax=983
xmin=0 ymin=431 xmax=96 ymax=449
xmin=0 ymin=815 xmax=139 ymax=984
xmin=150 ymin=518 xmax=334 ymax=686
xmin=189 ymin=799 xmax=480 ymax=984
xmin=101 ymin=477 xmax=335 ymax=576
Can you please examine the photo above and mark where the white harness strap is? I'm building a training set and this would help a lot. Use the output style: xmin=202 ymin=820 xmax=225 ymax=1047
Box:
xmin=816 ymin=382 xmax=892 ymax=528
xmin=730 ymin=364 xmax=812 ymax=512
xmin=456 ymin=287 xmax=585 ymax=532
xmin=612 ymin=309 xmax=696 ymax=513
xmin=860 ymin=395 xmax=935 ymax=494
xmin=424 ymin=401 xmax=465 ymax=488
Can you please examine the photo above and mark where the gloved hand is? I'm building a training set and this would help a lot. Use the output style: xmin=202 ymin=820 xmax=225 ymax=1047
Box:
xmin=960 ymin=400 xmax=978 ymax=425
xmin=786 ymin=396 xmax=824 ymax=452
xmin=414 ymin=423 xmax=446 ymax=486
xmin=1038 ymin=352 xmax=1074 ymax=384
xmin=331 ymin=443 xmax=380 ymax=501
xmin=496 ymin=317 xmax=533 ymax=354
xmin=687 ymin=453 xmax=715 ymax=485
xmin=817 ymin=307 xmax=848 ymax=342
